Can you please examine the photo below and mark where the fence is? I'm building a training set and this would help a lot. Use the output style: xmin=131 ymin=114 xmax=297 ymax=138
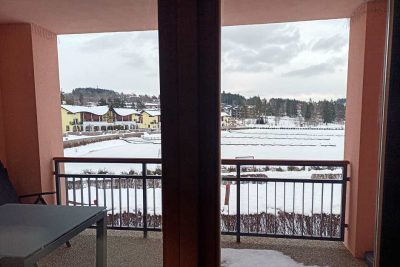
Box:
xmin=53 ymin=157 xmax=349 ymax=241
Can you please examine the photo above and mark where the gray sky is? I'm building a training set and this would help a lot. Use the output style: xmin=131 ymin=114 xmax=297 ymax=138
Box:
xmin=58 ymin=18 xmax=349 ymax=100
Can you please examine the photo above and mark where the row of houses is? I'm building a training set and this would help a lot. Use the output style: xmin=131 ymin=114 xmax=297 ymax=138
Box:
xmin=61 ymin=105 xmax=161 ymax=133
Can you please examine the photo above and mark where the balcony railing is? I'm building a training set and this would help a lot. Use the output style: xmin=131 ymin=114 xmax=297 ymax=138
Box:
xmin=53 ymin=157 xmax=349 ymax=241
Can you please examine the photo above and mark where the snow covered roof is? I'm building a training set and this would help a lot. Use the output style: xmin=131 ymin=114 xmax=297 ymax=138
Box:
xmin=142 ymin=109 xmax=161 ymax=117
xmin=61 ymin=105 xmax=109 ymax=115
xmin=221 ymin=112 xmax=230 ymax=117
xmin=113 ymin=108 xmax=141 ymax=116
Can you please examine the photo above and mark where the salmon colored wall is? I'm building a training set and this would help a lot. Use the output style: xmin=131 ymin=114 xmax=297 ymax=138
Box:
xmin=0 ymin=0 xmax=362 ymax=34
xmin=344 ymin=0 xmax=387 ymax=258
xmin=0 ymin=24 xmax=42 ymax=193
xmin=31 ymin=24 xmax=64 ymax=193
xmin=0 ymin=23 xmax=63 ymax=200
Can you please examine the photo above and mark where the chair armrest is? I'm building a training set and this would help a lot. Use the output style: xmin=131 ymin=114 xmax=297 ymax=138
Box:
xmin=19 ymin=191 xmax=56 ymax=199
xmin=67 ymin=200 xmax=91 ymax=206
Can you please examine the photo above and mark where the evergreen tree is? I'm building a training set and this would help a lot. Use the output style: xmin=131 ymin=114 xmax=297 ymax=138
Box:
xmin=109 ymin=98 xmax=126 ymax=108
xmin=79 ymin=93 xmax=84 ymax=105
xmin=321 ymin=100 xmax=336 ymax=123
xmin=303 ymin=101 xmax=314 ymax=121
xmin=98 ymin=98 xmax=107 ymax=106
xmin=286 ymin=99 xmax=298 ymax=117
xmin=136 ymin=100 xmax=146 ymax=109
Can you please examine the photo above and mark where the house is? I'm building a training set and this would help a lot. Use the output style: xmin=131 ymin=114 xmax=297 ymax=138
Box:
xmin=61 ymin=105 xmax=110 ymax=132
xmin=62 ymin=105 xmax=142 ymax=131
xmin=113 ymin=108 xmax=141 ymax=130
xmin=140 ymin=110 xmax=161 ymax=129
xmin=221 ymin=112 xmax=231 ymax=127
xmin=61 ymin=105 xmax=82 ymax=133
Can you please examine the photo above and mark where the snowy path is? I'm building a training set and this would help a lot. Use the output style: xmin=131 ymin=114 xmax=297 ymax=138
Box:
xmin=221 ymin=248 xmax=322 ymax=267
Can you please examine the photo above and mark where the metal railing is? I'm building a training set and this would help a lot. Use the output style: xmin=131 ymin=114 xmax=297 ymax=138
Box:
xmin=220 ymin=159 xmax=349 ymax=241
xmin=53 ymin=157 xmax=349 ymax=241
xmin=54 ymin=157 xmax=162 ymax=237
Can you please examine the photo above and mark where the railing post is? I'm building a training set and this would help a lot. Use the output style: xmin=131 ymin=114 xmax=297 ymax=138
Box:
xmin=340 ymin=163 xmax=348 ymax=241
xmin=236 ymin=164 xmax=241 ymax=243
xmin=54 ymin=160 xmax=61 ymax=205
xmin=143 ymin=163 xmax=148 ymax=238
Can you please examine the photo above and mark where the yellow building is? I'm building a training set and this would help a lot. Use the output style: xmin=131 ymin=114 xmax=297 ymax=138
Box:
xmin=221 ymin=112 xmax=231 ymax=127
xmin=113 ymin=108 xmax=141 ymax=130
xmin=61 ymin=105 xmax=110 ymax=132
xmin=139 ymin=110 xmax=161 ymax=129
xmin=61 ymin=105 xmax=82 ymax=133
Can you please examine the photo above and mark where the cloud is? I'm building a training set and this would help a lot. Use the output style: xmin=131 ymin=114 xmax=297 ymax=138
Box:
xmin=222 ymin=24 xmax=303 ymax=72
xmin=78 ymin=32 xmax=134 ymax=52
xmin=283 ymin=62 xmax=336 ymax=77
xmin=223 ymin=24 xmax=300 ymax=49
xmin=58 ymin=19 xmax=349 ymax=100
xmin=78 ymin=31 xmax=158 ymax=53
xmin=331 ymin=56 xmax=347 ymax=66
xmin=312 ymin=34 xmax=347 ymax=52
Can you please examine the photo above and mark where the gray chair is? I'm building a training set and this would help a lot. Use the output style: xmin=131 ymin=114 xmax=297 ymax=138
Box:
xmin=0 ymin=161 xmax=71 ymax=247
xmin=0 ymin=161 xmax=56 ymax=205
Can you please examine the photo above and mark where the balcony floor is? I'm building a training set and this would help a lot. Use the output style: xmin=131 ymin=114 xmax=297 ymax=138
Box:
xmin=38 ymin=230 xmax=367 ymax=267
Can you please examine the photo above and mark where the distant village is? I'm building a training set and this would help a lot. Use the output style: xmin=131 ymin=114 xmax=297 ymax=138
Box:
xmin=61 ymin=88 xmax=346 ymax=133
xmin=61 ymin=104 xmax=161 ymax=133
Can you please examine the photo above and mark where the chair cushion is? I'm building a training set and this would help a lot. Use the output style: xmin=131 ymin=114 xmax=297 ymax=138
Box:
xmin=0 ymin=161 xmax=20 ymax=205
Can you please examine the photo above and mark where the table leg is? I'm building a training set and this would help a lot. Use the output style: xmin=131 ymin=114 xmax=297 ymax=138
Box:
xmin=96 ymin=215 xmax=107 ymax=267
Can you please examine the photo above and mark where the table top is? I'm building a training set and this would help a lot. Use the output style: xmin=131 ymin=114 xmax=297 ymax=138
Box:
xmin=0 ymin=204 xmax=106 ymax=258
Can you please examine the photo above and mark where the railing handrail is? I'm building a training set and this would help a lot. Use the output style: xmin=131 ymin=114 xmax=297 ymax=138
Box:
xmin=53 ymin=157 xmax=162 ymax=164
xmin=222 ymin=159 xmax=349 ymax=166
xmin=54 ymin=157 xmax=349 ymax=167
xmin=53 ymin=156 xmax=349 ymax=241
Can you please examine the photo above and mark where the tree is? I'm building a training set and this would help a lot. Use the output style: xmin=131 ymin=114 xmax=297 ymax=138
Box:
xmin=286 ymin=99 xmax=298 ymax=117
xmin=221 ymin=91 xmax=246 ymax=106
xmin=321 ymin=100 xmax=336 ymax=123
xmin=136 ymin=100 xmax=146 ymax=109
xmin=247 ymin=96 xmax=263 ymax=116
xmin=79 ymin=93 xmax=84 ymax=105
xmin=109 ymin=98 xmax=126 ymax=108
xmin=60 ymin=91 xmax=65 ymax=104
xmin=98 ymin=98 xmax=107 ymax=106
xmin=334 ymin=99 xmax=346 ymax=122
xmin=303 ymin=101 xmax=314 ymax=121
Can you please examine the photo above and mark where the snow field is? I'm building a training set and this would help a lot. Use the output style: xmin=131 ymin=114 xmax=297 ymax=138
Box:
xmin=221 ymin=248 xmax=322 ymax=267
xmin=67 ymin=181 xmax=343 ymax=218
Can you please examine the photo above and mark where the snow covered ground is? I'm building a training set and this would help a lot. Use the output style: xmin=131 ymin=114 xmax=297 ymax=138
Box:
xmin=221 ymin=248 xmax=322 ymax=267
xmin=63 ymin=133 xmax=119 ymax=141
xmin=69 ymin=181 xmax=342 ymax=217
xmin=63 ymin=128 xmax=345 ymax=221
xmin=63 ymin=128 xmax=344 ymax=173
xmin=63 ymin=134 xmax=95 ymax=141
xmin=69 ymin=186 xmax=162 ymax=215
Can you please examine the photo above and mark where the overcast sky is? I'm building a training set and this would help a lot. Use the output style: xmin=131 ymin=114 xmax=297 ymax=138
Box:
xmin=58 ymin=18 xmax=349 ymax=101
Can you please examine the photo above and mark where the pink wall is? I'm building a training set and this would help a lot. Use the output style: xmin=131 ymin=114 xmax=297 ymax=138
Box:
xmin=0 ymin=23 xmax=63 ymax=199
xmin=344 ymin=0 xmax=387 ymax=258
xmin=0 ymin=24 xmax=42 ymax=192
xmin=31 ymin=24 xmax=64 ymax=192
xmin=0 ymin=0 xmax=363 ymax=34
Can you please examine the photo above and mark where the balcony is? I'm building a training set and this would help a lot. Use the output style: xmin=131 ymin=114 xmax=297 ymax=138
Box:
xmin=38 ymin=230 xmax=367 ymax=267
xmin=0 ymin=0 xmax=395 ymax=265
xmin=47 ymin=157 xmax=363 ymax=266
